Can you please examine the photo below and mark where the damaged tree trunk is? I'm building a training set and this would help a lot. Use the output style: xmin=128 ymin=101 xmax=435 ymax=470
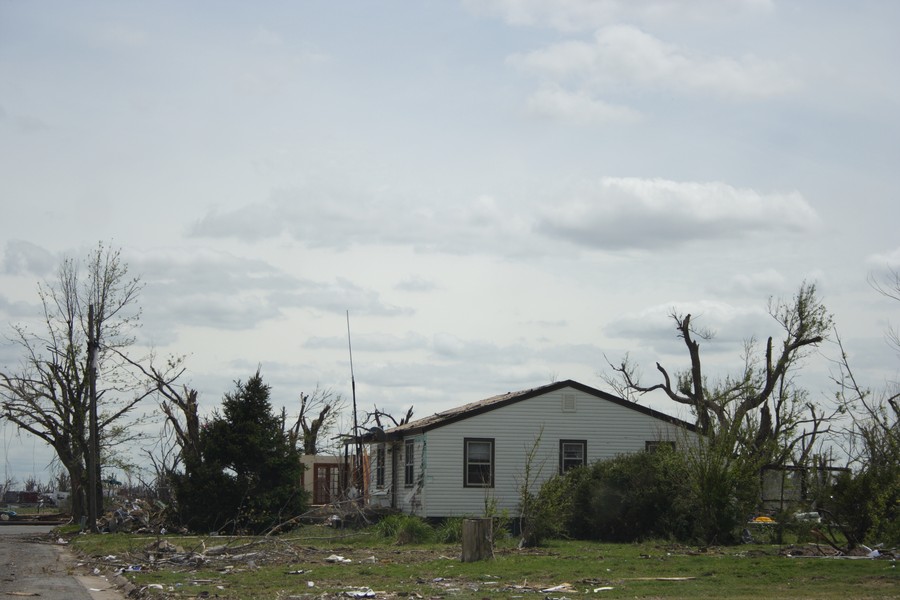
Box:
xmin=461 ymin=518 xmax=493 ymax=562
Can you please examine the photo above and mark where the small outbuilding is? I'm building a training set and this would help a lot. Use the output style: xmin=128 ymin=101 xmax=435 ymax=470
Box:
xmin=360 ymin=379 xmax=696 ymax=518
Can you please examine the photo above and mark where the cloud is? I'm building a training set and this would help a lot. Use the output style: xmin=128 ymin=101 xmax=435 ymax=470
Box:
xmin=13 ymin=115 xmax=49 ymax=133
xmin=2 ymin=240 xmax=56 ymax=275
xmin=510 ymin=25 xmax=798 ymax=99
xmin=275 ymin=278 xmax=414 ymax=317
xmin=525 ymin=85 xmax=642 ymax=124
xmin=716 ymin=269 xmax=790 ymax=297
xmin=465 ymin=0 xmax=774 ymax=32
xmin=135 ymin=249 xmax=409 ymax=340
xmin=0 ymin=107 xmax=50 ymax=134
xmin=395 ymin=276 xmax=440 ymax=293
xmin=605 ymin=299 xmax=773 ymax=357
xmin=307 ymin=331 xmax=429 ymax=353
xmin=866 ymin=247 xmax=900 ymax=270
xmin=0 ymin=295 xmax=40 ymax=321
xmin=537 ymin=177 xmax=819 ymax=250
xmin=250 ymin=26 xmax=285 ymax=47
xmin=190 ymin=186 xmax=540 ymax=257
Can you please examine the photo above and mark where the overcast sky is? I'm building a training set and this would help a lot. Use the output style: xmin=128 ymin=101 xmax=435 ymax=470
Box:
xmin=1 ymin=0 xmax=898 ymax=485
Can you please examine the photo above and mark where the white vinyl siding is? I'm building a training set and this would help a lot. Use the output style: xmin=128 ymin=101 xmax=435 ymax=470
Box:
xmin=417 ymin=387 xmax=688 ymax=517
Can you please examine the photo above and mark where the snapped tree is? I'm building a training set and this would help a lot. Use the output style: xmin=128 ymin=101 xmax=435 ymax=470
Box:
xmin=282 ymin=385 xmax=346 ymax=455
xmin=0 ymin=243 xmax=170 ymax=520
xmin=606 ymin=282 xmax=833 ymax=467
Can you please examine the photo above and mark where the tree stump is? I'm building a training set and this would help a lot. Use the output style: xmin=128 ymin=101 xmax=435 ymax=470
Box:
xmin=461 ymin=518 xmax=493 ymax=562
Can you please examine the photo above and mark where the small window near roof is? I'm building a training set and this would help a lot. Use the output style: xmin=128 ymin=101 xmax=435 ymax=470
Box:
xmin=561 ymin=393 xmax=576 ymax=412
xmin=559 ymin=440 xmax=587 ymax=473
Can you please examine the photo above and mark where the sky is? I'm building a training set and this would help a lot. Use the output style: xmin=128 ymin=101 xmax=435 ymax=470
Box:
xmin=1 ymin=0 xmax=898 ymax=486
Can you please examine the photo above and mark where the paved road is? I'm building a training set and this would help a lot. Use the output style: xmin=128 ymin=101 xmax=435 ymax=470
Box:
xmin=0 ymin=525 xmax=124 ymax=600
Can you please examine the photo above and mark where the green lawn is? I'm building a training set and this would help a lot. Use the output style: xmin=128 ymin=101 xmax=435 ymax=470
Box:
xmin=67 ymin=529 xmax=898 ymax=599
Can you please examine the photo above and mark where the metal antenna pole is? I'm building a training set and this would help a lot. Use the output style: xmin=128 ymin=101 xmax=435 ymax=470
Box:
xmin=346 ymin=311 xmax=362 ymax=493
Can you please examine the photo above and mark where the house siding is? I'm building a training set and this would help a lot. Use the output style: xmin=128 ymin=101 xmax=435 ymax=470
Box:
xmin=403 ymin=387 xmax=688 ymax=517
xmin=392 ymin=434 xmax=426 ymax=516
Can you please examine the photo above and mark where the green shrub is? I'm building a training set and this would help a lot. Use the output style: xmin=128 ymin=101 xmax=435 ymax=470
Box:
xmin=683 ymin=435 xmax=761 ymax=545
xmin=537 ymin=439 xmax=761 ymax=544
xmin=373 ymin=514 xmax=433 ymax=544
xmin=435 ymin=517 xmax=463 ymax=543
xmin=824 ymin=465 xmax=900 ymax=547
xmin=565 ymin=447 xmax=692 ymax=542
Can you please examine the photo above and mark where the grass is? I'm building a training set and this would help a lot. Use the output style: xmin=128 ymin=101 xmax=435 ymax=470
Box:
xmin=66 ymin=527 xmax=898 ymax=599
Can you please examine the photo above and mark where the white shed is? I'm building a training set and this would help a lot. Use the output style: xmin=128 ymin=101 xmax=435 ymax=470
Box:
xmin=361 ymin=379 xmax=696 ymax=518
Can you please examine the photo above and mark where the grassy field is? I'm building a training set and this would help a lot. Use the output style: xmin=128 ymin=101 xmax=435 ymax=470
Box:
xmin=67 ymin=527 xmax=898 ymax=599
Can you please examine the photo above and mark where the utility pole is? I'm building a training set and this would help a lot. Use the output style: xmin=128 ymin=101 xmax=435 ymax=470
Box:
xmin=86 ymin=303 xmax=100 ymax=532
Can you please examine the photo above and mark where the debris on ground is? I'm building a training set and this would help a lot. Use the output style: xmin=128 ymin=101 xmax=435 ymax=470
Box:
xmin=325 ymin=554 xmax=352 ymax=564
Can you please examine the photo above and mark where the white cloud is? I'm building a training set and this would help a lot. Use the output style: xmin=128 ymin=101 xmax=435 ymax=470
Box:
xmin=250 ymin=25 xmax=285 ymax=47
xmin=721 ymin=269 xmax=789 ymax=297
xmin=2 ymin=240 xmax=56 ymax=276
xmin=465 ymin=0 xmax=774 ymax=32
xmin=525 ymin=85 xmax=642 ymax=124
xmin=511 ymin=25 xmax=798 ymax=98
xmin=538 ymin=177 xmax=819 ymax=250
xmin=606 ymin=300 xmax=772 ymax=356
xmin=866 ymin=247 xmax=900 ymax=269
xmin=190 ymin=186 xmax=543 ymax=257
xmin=134 ymin=249 xmax=410 ymax=343
xmin=395 ymin=276 xmax=440 ymax=293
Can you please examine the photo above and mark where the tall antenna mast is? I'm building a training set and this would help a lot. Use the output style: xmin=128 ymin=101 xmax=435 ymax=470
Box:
xmin=346 ymin=311 xmax=362 ymax=492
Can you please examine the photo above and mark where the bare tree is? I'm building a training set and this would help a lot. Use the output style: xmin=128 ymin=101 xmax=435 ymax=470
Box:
xmin=132 ymin=357 xmax=202 ymax=471
xmin=0 ymin=243 xmax=168 ymax=519
xmin=364 ymin=405 xmax=414 ymax=429
xmin=281 ymin=386 xmax=346 ymax=455
xmin=868 ymin=267 xmax=900 ymax=356
xmin=831 ymin=332 xmax=899 ymax=469
xmin=606 ymin=282 xmax=833 ymax=465
xmin=831 ymin=266 xmax=900 ymax=470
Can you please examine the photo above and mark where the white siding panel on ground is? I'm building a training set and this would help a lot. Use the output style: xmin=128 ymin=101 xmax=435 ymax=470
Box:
xmin=420 ymin=387 xmax=687 ymax=518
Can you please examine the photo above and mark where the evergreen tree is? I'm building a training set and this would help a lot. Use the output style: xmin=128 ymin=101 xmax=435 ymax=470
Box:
xmin=174 ymin=370 xmax=307 ymax=533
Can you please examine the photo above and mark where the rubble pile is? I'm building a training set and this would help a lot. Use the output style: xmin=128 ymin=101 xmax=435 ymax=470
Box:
xmin=98 ymin=498 xmax=171 ymax=534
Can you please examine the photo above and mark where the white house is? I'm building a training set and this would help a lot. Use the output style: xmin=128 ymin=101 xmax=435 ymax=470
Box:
xmin=361 ymin=379 xmax=696 ymax=518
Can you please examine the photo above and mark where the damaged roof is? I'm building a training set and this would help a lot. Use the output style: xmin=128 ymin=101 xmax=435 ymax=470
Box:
xmin=362 ymin=379 xmax=696 ymax=442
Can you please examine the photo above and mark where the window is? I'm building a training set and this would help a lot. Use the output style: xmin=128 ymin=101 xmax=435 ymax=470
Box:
xmin=404 ymin=439 xmax=415 ymax=486
xmin=464 ymin=438 xmax=494 ymax=487
xmin=561 ymin=393 xmax=577 ymax=412
xmin=559 ymin=440 xmax=587 ymax=473
xmin=645 ymin=441 xmax=676 ymax=452
xmin=375 ymin=445 xmax=386 ymax=488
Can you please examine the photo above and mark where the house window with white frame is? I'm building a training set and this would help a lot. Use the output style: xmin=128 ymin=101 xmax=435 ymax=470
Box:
xmin=404 ymin=439 xmax=415 ymax=486
xmin=375 ymin=445 xmax=386 ymax=488
xmin=464 ymin=438 xmax=494 ymax=487
xmin=559 ymin=439 xmax=587 ymax=473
